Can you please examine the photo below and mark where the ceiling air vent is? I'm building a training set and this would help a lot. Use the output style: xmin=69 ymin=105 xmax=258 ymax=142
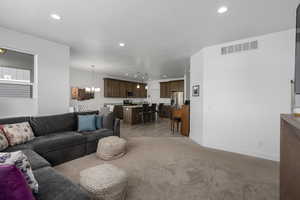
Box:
xmin=221 ymin=40 xmax=258 ymax=55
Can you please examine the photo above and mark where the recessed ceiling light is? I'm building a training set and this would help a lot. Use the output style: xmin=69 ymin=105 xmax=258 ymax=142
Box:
xmin=162 ymin=75 xmax=167 ymax=78
xmin=119 ymin=43 xmax=125 ymax=47
xmin=125 ymin=73 xmax=129 ymax=76
xmin=218 ymin=6 xmax=228 ymax=14
xmin=0 ymin=48 xmax=7 ymax=55
xmin=50 ymin=13 xmax=61 ymax=20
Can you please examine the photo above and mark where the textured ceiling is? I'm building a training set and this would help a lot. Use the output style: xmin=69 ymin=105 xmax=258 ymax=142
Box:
xmin=0 ymin=0 xmax=299 ymax=80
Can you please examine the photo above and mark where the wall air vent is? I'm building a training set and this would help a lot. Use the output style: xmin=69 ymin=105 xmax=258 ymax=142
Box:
xmin=221 ymin=40 xmax=258 ymax=55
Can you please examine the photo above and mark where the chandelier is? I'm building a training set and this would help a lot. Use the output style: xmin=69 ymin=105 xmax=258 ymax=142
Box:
xmin=134 ymin=72 xmax=149 ymax=90
xmin=85 ymin=65 xmax=101 ymax=93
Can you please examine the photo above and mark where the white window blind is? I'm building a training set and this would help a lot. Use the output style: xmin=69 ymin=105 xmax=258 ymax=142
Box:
xmin=0 ymin=48 xmax=34 ymax=99
xmin=0 ymin=83 xmax=32 ymax=98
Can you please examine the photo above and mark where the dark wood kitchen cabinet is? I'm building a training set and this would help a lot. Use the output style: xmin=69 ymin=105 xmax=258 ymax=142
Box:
xmin=140 ymin=84 xmax=147 ymax=98
xmin=160 ymin=82 xmax=170 ymax=98
xmin=160 ymin=80 xmax=184 ymax=98
xmin=104 ymin=79 xmax=120 ymax=97
xmin=104 ymin=78 xmax=147 ymax=98
xmin=104 ymin=79 xmax=112 ymax=97
xmin=111 ymin=79 xmax=120 ymax=97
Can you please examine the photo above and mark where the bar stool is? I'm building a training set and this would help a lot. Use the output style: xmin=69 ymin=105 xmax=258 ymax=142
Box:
xmin=170 ymin=109 xmax=181 ymax=134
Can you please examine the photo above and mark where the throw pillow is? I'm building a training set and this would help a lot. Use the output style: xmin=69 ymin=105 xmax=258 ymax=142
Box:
xmin=101 ymin=112 xmax=115 ymax=130
xmin=0 ymin=151 xmax=39 ymax=193
xmin=0 ymin=127 xmax=9 ymax=151
xmin=3 ymin=122 xmax=35 ymax=146
xmin=95 ymin=115 xmax=103 ymax=129
xmin=78 ymin=115 xmax=96 ymax=132
xmin=0 ymin=165 xmax=35 ymax=200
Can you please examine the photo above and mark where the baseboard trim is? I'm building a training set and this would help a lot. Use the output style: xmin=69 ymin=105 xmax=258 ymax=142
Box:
xmin=203 ymin=143 xmax=279 ymax=162
xmin=190 ymin=137 xmax=279 ymax=161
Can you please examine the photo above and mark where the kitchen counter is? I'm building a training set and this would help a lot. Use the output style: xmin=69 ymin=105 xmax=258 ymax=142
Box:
xmin=123 ymin=106 xmax=143 ymax=125
xmin=108 ymin=104 xmax=142 ymax=120
xmin=123 ymin=105 xmax=142 ymax=108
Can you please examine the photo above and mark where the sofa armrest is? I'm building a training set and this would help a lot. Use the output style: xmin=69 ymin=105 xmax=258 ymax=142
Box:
xmin=113 ymin=118 xmax=120 ymax=137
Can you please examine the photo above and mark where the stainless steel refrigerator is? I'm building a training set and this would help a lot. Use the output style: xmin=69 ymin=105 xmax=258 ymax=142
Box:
xmin=170 ymin=92 xmax=184 ymax=108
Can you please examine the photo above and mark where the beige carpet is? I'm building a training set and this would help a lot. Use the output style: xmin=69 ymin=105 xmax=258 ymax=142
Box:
xmin=55 ymin=137 xmax=278 ymax=200
xmin=121 ymin=119 xmax=182 ymax=138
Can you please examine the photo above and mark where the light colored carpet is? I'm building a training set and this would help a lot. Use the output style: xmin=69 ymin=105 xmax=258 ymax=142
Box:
xmin=55 ymin=137 xmax=278 ymax=200
xmin=121 ymin=118 xmax=182 ymax=138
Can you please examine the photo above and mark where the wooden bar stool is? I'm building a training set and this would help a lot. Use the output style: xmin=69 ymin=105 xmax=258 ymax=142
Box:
xmin=170 ymin=108 xmax=182 ymax=134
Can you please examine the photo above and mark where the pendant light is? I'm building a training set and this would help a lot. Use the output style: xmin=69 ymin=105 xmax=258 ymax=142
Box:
xmin=134 ymin=72 xmax=149 ymax=89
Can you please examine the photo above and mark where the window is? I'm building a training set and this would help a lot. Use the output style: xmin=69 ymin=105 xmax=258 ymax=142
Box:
xmin=0 ymin=48 xmax=34 ymax=98
xmin=0 ymin=66 xmax=31 ymax=83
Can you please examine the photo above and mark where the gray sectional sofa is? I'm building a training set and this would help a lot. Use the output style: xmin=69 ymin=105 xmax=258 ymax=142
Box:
xmin=0 ymin=111 xmax=120 ymax=200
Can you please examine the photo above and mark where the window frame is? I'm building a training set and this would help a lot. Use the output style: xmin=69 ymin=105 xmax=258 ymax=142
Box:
xmin=0 ymin=45 xmax=38 ymax=99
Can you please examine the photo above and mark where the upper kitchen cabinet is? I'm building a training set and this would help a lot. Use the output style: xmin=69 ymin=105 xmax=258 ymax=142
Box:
xmin=119 ymin=81 xmax=127 ymax=98
xmin=134 ymin=83 xmax=147 ymax=98
xmin=104 ymin=78 xmax=147 ymax=98
xmin=104 ymin=79 xmax=120 ymax=97
xmin=160 ymin=80 xmax=184 ymax=98
xmin=140 ymin=84 xmax=147 ymax=98
xmin=160 ymin=82 xmax=170 ymax=98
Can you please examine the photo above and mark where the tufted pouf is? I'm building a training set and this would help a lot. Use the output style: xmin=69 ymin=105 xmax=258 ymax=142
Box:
xmin=97 ymin=136 xmax=127 ymax=160
xmin=80 ymin=164 xmax=128 ymax=200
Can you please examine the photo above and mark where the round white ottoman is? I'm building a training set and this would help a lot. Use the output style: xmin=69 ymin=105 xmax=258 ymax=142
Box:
xmin=80 ymin=164 xmax=128 ymax=200
xmin=97 ymin=136 xmax=127 ymax=160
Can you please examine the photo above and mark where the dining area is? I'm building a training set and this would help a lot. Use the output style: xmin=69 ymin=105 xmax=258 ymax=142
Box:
xmin=121 ymin=102 xmax=190 ymax=137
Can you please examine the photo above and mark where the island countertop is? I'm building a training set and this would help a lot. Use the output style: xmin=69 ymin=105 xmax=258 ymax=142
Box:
xmin=123 ymin=106 xmax=143 ymax=125
xmin=123 ymin=105 xmax=142 ymax=109
xmin=281 ymin=114 xmax=300 ymax=131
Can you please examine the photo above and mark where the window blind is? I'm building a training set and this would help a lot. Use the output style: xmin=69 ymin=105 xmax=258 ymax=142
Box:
xmin=0 ymin=83 xmax=32 ymax=98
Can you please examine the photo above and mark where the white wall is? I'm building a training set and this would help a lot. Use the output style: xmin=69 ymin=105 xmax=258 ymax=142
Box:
xmin=190 ymin=29 xmax=295 ymax=161
xmin=184 ymin=65 xmax=191 ymax=100
xmin=190 ymin=51 xmax=204 ymax=145
xmin=147 ymin=78 xmax=185 ymax=104
xmin=70 ymin=68 xmax=146 ymax=110
xmin=0 ymin=27 xmax=70 ymax=117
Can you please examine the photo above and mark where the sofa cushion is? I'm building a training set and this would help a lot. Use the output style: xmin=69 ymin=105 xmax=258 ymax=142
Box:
xmin=30 ymin=113 xmax=76 ymax=136
xmin=80 ymin=129 xmax=113 ymax=142
xmin=74 ymin=111 xmax=99 ymax=130
xmin=2 ymin=122 xmax=35 ymax=146
xmin=0 ymin=128 xmax=8 ymax=151
xmin=30 ymin=132 xmax=86 ymax=154
xmin=0 ymin=117 xmax=29 ymax=125
xmin=33 ymin=166 xmax=90 ymax=200
xmin=77 ymin=115 xmax=96 ymax=132
xmin=95 ymin=115 xmax=103 ymax=129
xmin=101 ymin=112 xmax=115 ymax=130
xmin=5 ymin=142 xmax=33 ymax=152
xmin=38 ymin=144 xmax=86 ymax=166
xmin=22 ymin=149 xmax=50 ymax=170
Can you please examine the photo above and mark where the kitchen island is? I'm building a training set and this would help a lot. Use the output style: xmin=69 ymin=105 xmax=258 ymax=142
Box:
xmin=123 ymin=105 xmax=143 ymax=125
